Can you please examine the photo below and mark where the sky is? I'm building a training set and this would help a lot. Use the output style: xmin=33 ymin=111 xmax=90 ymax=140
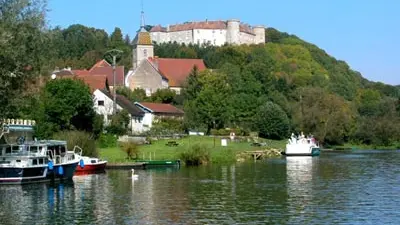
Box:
xmin=47 ymin=0 xmax=400 ymax=85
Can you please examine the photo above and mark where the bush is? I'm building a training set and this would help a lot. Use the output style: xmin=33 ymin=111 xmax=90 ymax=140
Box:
xmin=98 ymin=133 xmax=118 ymax=148
xmin=119 ymin=142 xmax=140 ymax=160
xmin=53 ymin=130 xmax=98 ymax=157
xmin=179 ymin=144 xmax=210 ymax=166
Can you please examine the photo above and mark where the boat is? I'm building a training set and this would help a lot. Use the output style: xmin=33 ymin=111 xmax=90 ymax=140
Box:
xmin=75 ymin=155 xmax=107 ymax=173
xmin=282 ymin=132 xmax=320 ymax=156
xmin=0 ymin=142 xmax=50 ymax=184
xmin=135 ymin=160 xmax=181 ymax=169
xmin=45 ymin=140 xmax=81 ymax=181
xmin=0 ymin=119 xmax=81 ymax=184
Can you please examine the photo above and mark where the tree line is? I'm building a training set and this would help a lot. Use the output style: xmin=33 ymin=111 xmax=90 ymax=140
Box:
xmin=2 ymin=0 xmax=400 ymax=147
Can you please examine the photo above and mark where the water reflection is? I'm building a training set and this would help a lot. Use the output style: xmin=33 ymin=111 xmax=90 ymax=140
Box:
xmin=285 ymin=156 xmax=316 ymax=222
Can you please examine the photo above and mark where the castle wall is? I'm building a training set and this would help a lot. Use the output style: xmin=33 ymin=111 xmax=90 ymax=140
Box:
xmin=253 ymin=26 xmax=266 ymax=44
xmin=193 ymin=29 xmax=226 ymax=46
xmin=226 ymin=19 xmax=240 ymax=44
xmin=239 ymin=32 xmax=255 ymax=45
xmin=150 ymin=32 xmax=170 ymax=44
xmin=169 ymin=30 xmax=194 ymax=45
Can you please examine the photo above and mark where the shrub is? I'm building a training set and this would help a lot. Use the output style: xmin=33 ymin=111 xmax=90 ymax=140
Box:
xmin=119 ymin=142 xmax=140 ymax=160
xmin=53 ymin=130 xmax=98 ymax=157
xmin=98 ymin=133 xmax=118 ymax=148
xmin=179 ymin=144 xmax=210 ymax=166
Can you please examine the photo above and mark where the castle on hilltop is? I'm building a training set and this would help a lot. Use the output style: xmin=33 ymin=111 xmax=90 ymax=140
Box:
xmin=149 ymin=19 xmax=266 ymax=46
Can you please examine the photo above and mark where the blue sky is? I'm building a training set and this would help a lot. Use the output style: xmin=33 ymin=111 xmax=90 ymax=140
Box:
xmin=47 ymin=0 xmax=400 ymax=85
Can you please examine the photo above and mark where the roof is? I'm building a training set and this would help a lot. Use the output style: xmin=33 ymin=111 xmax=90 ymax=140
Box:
xmin=53 ymin=69 xmax=74 ymax=77
xmin=72 ymin=70 xmax=90 ymax=76
xmin=150 ymin=20 xmax=256 ymax=35
xmin=89 ymin=66 xmax=124 ymax=86
xmin=133 ymin=28 xmax=152 ymax=45
xmin=136 ymin=102 xmax=184 ymax=115
xmin=99 ymin=90 xmax=144 ymax=117
xmin=75 ymin=75 xmax=108 ymax=92
xmin=148 ymin=58 xmax=206 ymax=87
xmin=90 ymin=59 xmax=110 ymax=70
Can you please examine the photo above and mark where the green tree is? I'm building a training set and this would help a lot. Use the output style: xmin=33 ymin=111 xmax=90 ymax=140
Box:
xmin=150 ymin=89 xmax=176 ymax=103
xmin=255 ymin=101 xmax=290 ymax=139
xmin=0 ymin=0 xmax=47 ymax=120
xmin=34 ymin=78 xmax=95 ymax=138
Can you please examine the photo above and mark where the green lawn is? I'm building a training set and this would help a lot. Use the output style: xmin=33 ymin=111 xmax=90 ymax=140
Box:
xmin=99 ymin=136 xmax=287 ymax=163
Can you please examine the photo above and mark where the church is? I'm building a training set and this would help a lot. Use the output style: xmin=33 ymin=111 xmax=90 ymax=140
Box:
xmin=125 ymin=13 xmax=207 ymax=96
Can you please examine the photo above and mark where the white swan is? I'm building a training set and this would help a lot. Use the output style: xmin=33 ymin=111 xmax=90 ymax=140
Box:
xmin=131 ymin=169 xmax=139 ymax=180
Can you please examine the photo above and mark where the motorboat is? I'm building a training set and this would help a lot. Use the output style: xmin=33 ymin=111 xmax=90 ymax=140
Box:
xmin=75 ymin=156 xmax=107 ymax=173
xmin=282 ymin=132 xmax=320 ymax=156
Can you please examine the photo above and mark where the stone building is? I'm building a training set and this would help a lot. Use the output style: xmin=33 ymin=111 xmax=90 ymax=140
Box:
xmin=150 ymin=19 xmax=265 ymax=46
xmin=125 ymin=12 xmax=207 ymax=96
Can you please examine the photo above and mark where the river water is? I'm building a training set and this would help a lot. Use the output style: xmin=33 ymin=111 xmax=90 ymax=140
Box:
xmin=0 ymin=150 xmax=399 ymax=224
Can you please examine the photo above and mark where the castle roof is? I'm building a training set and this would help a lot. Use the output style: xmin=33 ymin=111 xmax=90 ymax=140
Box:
xmin=148 ymin=57 xmax=206 ymax=87
xmin=150 ymin=20 xmax=256 ymax=35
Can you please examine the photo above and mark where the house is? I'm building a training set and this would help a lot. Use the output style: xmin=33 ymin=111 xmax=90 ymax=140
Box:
xmin=93 ymin=89 xmax=145 ymax=134
xmin=125 ymin=16 xmax=206 ymax=96
xmin=134 ymin=102 xmax=184 ymax=129
xmin=52 ymin=68 xmax=109 ymax=93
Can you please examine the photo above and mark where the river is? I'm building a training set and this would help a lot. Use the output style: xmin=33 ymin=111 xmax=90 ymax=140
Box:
xmin=0 ymin=150 xmax=399 ymax=224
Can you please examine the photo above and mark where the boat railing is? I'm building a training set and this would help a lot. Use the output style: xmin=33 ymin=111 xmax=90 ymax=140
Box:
xmin=73 ymin=145 xmax=83 ymax=157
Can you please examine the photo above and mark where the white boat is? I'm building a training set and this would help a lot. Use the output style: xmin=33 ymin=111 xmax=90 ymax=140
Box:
xmin=282 ymin=132 xmax=320 ymax=156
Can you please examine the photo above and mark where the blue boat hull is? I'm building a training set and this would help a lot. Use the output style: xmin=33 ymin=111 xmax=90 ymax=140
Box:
xmin=47 ymin=161 xmax=79 ymax=181
xmin=0 ymin=167 xmax=48 ymax=184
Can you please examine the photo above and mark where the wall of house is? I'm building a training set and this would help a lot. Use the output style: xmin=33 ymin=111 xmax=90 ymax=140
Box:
xmin=169 ymin=87 xmax=182 ymax=95
xmin=93 ymin=90 xmax=123 ymax=125
xmin=126 ymin=60 xmax=168 ymax=96
xmin=142 ymin=112 xmax=154 ymax=129
xmin=129 ymin=116 xmax=147 ymax=134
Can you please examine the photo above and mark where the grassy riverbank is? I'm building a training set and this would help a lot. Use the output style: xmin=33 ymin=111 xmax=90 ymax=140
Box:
xmin=99 ymin=136 xmax=286 ymax=164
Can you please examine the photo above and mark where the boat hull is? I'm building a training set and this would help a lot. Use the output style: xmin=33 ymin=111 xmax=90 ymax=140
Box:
xmin=75 ymin=162 xmax=107 ymax=172
xmin=0 ymin=167 xmax=48 ymax=184
xmin=47 ymin=161 xmax=79 ymax=181
xmin=282 ymin=147 xmax=321 ymax=157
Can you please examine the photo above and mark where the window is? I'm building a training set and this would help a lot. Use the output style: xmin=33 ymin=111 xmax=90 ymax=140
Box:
xmin=213 ymin=39 xmax=216 ymax=45
xmin=212 ymin=30 xmax=215 ymax=33
xmin=98 ymin=100 xmax=104 ymax=106
xmin=197 ymin=39 xmax=200 ymax=45
xmin=39 ymin=158 xmax=44 ymax=164
xmin=32 ymin=159 xmax=37 ymax=165
xmin=143 ymin=49 xmax=148 ymax=57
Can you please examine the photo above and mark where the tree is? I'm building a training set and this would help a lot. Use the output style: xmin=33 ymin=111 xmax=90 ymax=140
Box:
xmin=109 ymin=27 xmax=125 ymax=49
xmin=0 ymin=0 xmax=47 ymax=121
xmin=255 ymin=101 xmax=290 ymax=139
xmin=150 ymin=89 xmax=176 ymax=104
xmin=34 ymin=78 xmax=95 ymax=138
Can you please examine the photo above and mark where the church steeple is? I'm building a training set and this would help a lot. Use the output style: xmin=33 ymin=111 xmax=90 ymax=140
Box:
xmin=132 ymin=0 xmax=153 ymax=69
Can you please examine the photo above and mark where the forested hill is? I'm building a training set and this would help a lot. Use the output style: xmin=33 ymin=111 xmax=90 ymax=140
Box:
xmin=4 ymin=11 xmax=400 ymax=146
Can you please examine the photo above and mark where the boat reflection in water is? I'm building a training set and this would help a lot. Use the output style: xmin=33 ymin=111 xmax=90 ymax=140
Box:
xmin=286 ymin=156 xmax=317 ymax=217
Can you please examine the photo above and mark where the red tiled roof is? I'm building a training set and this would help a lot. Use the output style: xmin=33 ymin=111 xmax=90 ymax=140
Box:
xmin=148 ymin=58 xmax=206 ymax=87
xmin=89 ymin=66 xmax=124 ymax=86
xmin=138 ymin=102 xmax=184 ymax=115
xmin=90 ymin=59 xmax=110 ymax=71
xmin=150 ymin=21 xmax=255 ymax=35
xmin=75 ymin=75 xmax=108 ymax=92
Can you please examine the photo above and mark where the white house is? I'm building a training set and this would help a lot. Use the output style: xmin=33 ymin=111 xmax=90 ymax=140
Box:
xmin=134 ymin=102 xmax=184 ymax=129
xmin=93 ymin=89 xmax=147 ymax=134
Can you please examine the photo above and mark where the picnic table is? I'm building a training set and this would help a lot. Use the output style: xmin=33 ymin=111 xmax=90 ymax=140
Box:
xmin=166 ymin=141 xmax=179 ymax=147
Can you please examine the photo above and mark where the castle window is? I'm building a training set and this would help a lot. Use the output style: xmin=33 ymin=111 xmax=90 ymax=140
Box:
xmin=197 ymin=30 xmax=200 ymax=34
xmin=197 ymin=39 xmax=200 ymax=45
xmin=98 ymin=100 xmax=104 ymax=106
xmin=143 ymin=49 xmax=148 ymax=58
xmin=212 ymin=30 xmax=215 ymax=33
xmin=213 ymin=39 xmax=216 ymax=45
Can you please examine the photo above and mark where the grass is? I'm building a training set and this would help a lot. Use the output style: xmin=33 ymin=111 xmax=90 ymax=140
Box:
xmin=99 ymin=136 xmax=287 ymax=164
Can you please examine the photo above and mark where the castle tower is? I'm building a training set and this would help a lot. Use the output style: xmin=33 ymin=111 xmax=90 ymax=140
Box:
xmin=253 ymin=25 xmax=266 ymax=44
xmin=226 ymin=19 xmax=240 ymax=45
xmin=132 ymin=10 xmax=153 ymax=69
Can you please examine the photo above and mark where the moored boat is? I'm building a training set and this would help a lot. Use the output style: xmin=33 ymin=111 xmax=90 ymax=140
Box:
xmin=75 ymin=156 xmax=107 ymax=173
xmin=282 ymin=132 xmax=320 ymax=156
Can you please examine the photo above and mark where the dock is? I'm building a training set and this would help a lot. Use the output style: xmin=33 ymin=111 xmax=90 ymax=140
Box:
xmin=105 ymin=160 xmax=181 ymax=170
xmin=243 ymin=149 xmax=282 ymax=161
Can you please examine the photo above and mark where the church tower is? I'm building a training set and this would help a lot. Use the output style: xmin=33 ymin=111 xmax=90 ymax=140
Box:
xmin=132 ymin=9 xmax=153 ymax=69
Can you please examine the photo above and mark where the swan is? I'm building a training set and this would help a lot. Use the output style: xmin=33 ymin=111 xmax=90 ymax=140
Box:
xmin=131 ymin=169 xmax=139 ymax=180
